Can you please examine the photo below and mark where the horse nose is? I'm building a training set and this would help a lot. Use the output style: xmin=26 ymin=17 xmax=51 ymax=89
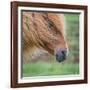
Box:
xmin=55 ymin=49 xmax=67 ymax=63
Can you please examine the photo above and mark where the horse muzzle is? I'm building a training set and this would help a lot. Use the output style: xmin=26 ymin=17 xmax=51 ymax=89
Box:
xmin=55 ymin=49 xmax=68 ymax=63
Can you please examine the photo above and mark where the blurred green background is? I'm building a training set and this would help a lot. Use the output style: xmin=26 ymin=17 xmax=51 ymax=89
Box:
xmin=22 ymin=13 xmax=79 ymax=77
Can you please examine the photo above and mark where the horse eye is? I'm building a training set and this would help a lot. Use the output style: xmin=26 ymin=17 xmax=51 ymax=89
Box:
xmin=48 ymin=21 xmax=53 ymax=28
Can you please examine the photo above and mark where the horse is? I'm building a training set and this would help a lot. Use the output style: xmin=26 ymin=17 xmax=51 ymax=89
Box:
xmin=22 ymin=11 xmax=68 ymax=62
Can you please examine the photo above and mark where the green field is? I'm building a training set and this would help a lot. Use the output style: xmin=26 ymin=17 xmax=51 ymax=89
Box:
xmin=23 ymin=62 xmax=79 ymax=77
xmin=22 ymin=14 xmax=79 ymax=77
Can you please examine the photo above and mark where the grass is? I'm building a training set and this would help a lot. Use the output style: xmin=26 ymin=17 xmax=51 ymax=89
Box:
xmin=23 ymin=62 xmax=79 ymax=77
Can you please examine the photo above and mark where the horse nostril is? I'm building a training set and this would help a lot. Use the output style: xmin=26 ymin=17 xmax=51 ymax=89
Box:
xmin=56 ymin=54 xmax=58 ymax=57
xmin=61 ymin=51 xmax=64 ymax=54
xmin=61 ymin=50 xmax=66 ymax=56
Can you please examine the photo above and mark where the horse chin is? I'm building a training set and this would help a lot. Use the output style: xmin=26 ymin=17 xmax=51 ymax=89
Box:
xmin=56 ymin=56 xmax=66 ymax=63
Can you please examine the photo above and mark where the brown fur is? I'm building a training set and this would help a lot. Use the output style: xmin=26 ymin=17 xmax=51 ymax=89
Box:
xmin=22 ymin=12 xmax=67 ymax=59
